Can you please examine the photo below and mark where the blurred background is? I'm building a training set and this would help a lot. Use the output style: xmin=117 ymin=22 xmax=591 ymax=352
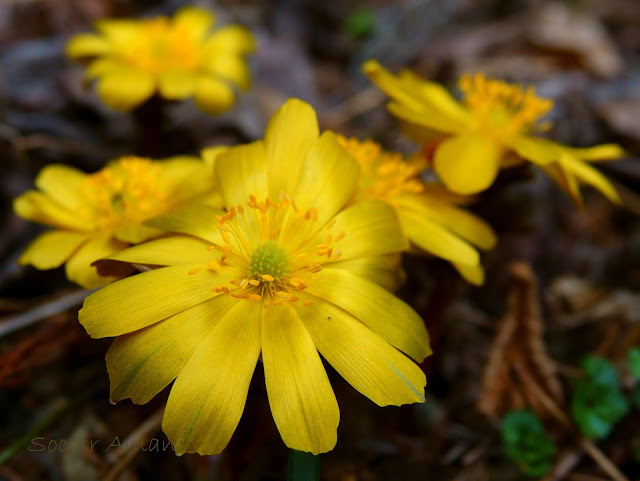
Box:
xmin=1 ymin=0 xmax=640 ymax=479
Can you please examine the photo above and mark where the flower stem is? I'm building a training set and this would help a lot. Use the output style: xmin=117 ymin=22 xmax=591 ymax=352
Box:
xmin=287 ymin=449 xmax=320 ymax=481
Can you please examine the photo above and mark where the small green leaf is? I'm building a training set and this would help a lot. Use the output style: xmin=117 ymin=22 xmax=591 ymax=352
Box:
xmin=502 ymin=410 xmax=556 ymax=477
xmin=571 ymin=355 xmax=630 ymax=440
xmin=628 ymin=348 xmax=640 ymax=381
xmin=343 ymin=8 xmax=376 ymax=38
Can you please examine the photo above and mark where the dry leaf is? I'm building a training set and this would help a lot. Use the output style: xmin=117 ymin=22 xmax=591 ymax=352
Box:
xmin=477 ymin=262 xmax=563 ymax=420
xmin=527 ymin=2 xmax=624 ymax=79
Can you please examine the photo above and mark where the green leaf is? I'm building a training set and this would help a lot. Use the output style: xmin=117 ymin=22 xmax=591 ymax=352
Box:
xmin=501 ymin=410 xmax=556 ymax=477
xmin=628 ymin=348 xmax=640 ymax=381
xmin=343 ymin=8 xmax=376 ymax=38
xmin=571 ymin=355 xmax=630 ymax=440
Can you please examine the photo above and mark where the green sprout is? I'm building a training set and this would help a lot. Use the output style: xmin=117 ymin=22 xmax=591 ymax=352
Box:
xmin=628 ymin=347 xmax=640 ymax=381
xmin=571 ymin=355 xmax=629 ymax=439
xmin=343 ymin=8 xmax=376 ymax=39
xmin=502 ymin=410 xmax=556 ymax=477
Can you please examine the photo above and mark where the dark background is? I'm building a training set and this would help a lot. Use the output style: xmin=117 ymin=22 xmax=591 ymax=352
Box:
xmin=1 ymin=0 xmax=640 ymax=479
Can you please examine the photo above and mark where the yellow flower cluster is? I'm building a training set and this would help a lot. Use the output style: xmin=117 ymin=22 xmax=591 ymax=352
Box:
xmin=363 ymin=60 xmax=625 ymax=203
xmin=66 ymin=7 xmax=255 ymax=113
xmin=12 ymin=5 xmax=628 ymax=460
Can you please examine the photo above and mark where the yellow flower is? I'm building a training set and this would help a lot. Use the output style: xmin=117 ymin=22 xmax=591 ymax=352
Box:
xmin=363 ymin=60 xmax=625 ymax=200
xmin=337 ymin=136 xmax=496 ymax=285
xmin=66 ymin=7 xmax=255 ymax=113
xmin=14 ymin=156 xmax=213 ymax=288
xmin=79 ymin=99 xmax=431 ymax=455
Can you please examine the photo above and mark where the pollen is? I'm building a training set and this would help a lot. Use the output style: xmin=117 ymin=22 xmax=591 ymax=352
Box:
xmin=337 ymin=136 xmax=426 ymax=202
xmin=458 ymin=73 xmax=553 ymax=135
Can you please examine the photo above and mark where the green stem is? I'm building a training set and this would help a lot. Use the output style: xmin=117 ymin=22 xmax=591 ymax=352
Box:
xmin=287 ymin=449 xmax=320 ymax=481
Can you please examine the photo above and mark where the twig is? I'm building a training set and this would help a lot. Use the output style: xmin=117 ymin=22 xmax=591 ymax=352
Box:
xmin=103 ymin=408 xmax=165 ymax=481
xmin=0 ymin=289 xmax=92 ymax=338
xmin=0 ymin=398 xmax=68 ymax=466
xmin=322 ymin=86 xmax=385 ymax=127
xmin=577 ymin=438 xmax=629 ymax=481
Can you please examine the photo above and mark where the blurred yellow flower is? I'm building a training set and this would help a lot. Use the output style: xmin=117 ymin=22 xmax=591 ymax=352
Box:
xmin=363 ymin=60 xmax=624 ymax=200
xmin=66 ymin=6 xmax=255 ymax=113
xmin=338 ymin=136 xmax=496 ymax=285
xmin=79 ymin=99 xmax=430 ymax=455
xmin=14 ymin=156 xmax=214 ymax=288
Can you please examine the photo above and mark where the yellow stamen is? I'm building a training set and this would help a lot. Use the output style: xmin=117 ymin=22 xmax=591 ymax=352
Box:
xmin=337 ymin=136 xmax=426 ymax=202
xmin=458 ymin=73 xmax=553 ymax=136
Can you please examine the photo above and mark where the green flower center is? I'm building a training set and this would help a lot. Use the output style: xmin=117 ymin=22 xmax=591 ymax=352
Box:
xmin=249 ymin=241 xmax=290 ymax=279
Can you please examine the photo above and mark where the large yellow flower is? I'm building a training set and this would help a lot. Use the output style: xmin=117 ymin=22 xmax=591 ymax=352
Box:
xmin=79 ymin=99 xmax=431 ymax=455
xmin=363 ymin=60 xmax=625 ymax=200
xmin=14 ymin=156 xmax=213 ymax=288
xmin=66 ymin=7 xmax=255 ymax=113
xmin=337 ymin=136 xmax=496 ymax=285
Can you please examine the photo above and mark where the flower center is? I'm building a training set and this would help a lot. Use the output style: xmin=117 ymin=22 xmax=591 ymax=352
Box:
xmin=249 ymin=241 xmax=290 ymax=279
xmin=337 ymin=136 xmax=425 ymax=202
xmin=198 ymin=194 xmax=346 ymax=305
xmin=78 ymin=156 xmax=169 ymax=229
xmin=459 ymin=73 xmax=553 ymax=136
xmin=120 ymin=17 xmax=202 ymax=73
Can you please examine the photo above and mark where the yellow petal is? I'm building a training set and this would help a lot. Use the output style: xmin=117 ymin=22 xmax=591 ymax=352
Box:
xmin=173 ymin=6 xmax=215 ymax=39
xmin=85 ymin=58 xmax=120 ymax=79
xmin=194 ymin=76 xmax=234 ymax=114
xmin=101 ymin=235 xmax=213 ymax=266
xmin=329 ymin=254 xmax=405 ymax=292
xmin=65 ymin=33 xmax=110 ymax=58
xmin=113 ymin=224 xmax=162 ymax=244
xmin=14 ymin=191 xmax=91 ymax=231
xmin=397 ymin=69 xmax=471 ymax=125
xmin=145 ymin=203 xmax=224 ymax=244
xmin=95 ymin=19 xmax=139 ymax=43
xmin=158 ymin=71 xmax=196 ymax=100
xmin=306 ymin=268 xmax=431 ymax=362
xmin=387 ymin=102 xmax=466 ymax=136
xmin=292 ymin=131 xmax=360 ymax=227
xmin=505 ymin=135 xmax=557 ymax=165
xmin=19 ymin=230 xmax=88 ymax=269
xmin=539 ymin=162 xmax=584 ymax=206
xmin=559 ymin=152 xmax=621 ymax=204
xmin=163 ymin=301 xmax=262 ymax=455
xmin=107 ymin=294 xmax=236 ymax=404
xmin=204 ymin=25 xmax=256 ymax=55
xmin=452 ymin=262 xmax=485 ymax=286
xmin=362 ymin=60 xmax=429 ymax=111
xmin=304 ymin=200 xmax=407 ymax=261
xmin=362 ymin=60 xmax=469 ymax=134
xmin=265 ymin=99 xmax=319 ymax=199
xmin=295 ymin=296 xmax=425 ymax=406
xmin=207 ymin=55 xmax=251 ymax=90
xmin=34 ymin=164 xmax=86 ymax=212
xmin=433 ymin=134 xmax=501 ymax=194
xmin=201 ymin=145 xmax=228 ymax=169
xmin=215 ymin=140 xmax=268 ymax=208
xmin=65 ymin=235 xmax=128 ymax=288
xmin=396 ymin=193 xmax=497 ymax=250
xmin=159 ymin=156 xmax=215 ymax=202
xmin=79 ymin=263 xmax=237 ymax=338
xmin=96 ymin=68 xmax=155 ymax=111
xmin=396 ymin=207 xmax=480 ymax=266
xmin=566 ymin=143 xmax=625 ymax=162
xmin=262 ymin=304 xmax=339 ymax=454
